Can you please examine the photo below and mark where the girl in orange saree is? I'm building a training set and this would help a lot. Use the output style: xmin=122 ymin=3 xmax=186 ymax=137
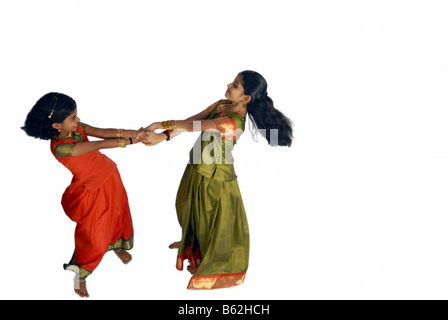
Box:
xmin=22 ymin=92 xmax=141 ymax=298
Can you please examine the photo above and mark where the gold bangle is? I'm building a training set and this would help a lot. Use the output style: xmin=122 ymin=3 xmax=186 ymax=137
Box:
xmin=162 ymin=120 xmax=175 ymax=131
xmin=162 ymin=121 xmax=169 ymax=130
xmin=116 ymin=129 xmax=124 ymax=139
xmin=117 ymin=137 xmax=126 ymax=148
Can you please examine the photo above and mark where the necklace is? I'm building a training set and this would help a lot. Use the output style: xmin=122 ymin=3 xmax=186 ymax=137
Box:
xmin=55 ymin=131 xmax=74 ymax=140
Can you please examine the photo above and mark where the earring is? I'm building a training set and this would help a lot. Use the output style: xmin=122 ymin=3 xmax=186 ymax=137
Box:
xmin=58 ymin=129 xmax=61 ymax=132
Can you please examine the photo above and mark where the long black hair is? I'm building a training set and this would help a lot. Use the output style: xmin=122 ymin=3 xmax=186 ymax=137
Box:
xmin=240 ymin=70 xmax=293 ymax=147
xmin=22 ymin=92 xmax=77 ymax=140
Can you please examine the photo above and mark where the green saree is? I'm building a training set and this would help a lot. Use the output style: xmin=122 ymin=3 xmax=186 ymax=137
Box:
xmin=175 ymin=100 xmax=250 ymax=289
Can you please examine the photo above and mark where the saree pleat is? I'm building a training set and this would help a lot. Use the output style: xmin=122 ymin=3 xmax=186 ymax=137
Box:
xmin=62 ymin=169 xmax=134 ymax=277
xmin=176 ymin=165 xmax=250 ymax=289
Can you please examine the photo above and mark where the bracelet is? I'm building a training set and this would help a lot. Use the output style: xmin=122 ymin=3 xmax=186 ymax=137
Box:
xmin=162 ymin=130 xmax=171 ymax=141
xmin=117 ymin=137 xmax=126 ymax=148
xmin=162 ymin=120 xmax=175 ymax=131
xmin=129 ymin=137 xmax=133 ymax=145
xmin=116 ymin=129 xmax=124 ymax=139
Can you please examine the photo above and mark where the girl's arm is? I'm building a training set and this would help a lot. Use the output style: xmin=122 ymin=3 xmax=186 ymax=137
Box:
xmin=140 ymin=119 xmax=218 ymax=146
xmin=71 ymin=138 xmax=134 ymax=157
xmin=166 ymin=119 xmax=218 ymax=132
xmin=84 ymin=124 xmax=140 ymax=140
xmin=141 ymin=106 xmax=217 ymax=146
xmin=144 ymin=108 xmax=213 ymax=132
xmin=67 ymin=123 xmax=141 ymax=157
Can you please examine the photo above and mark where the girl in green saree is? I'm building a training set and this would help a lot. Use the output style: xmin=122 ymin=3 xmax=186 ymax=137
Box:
xmin=141 ymin=71 xmax=293 ymax=289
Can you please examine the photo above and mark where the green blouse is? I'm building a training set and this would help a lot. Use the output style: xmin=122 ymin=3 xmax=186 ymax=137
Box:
xmin=53 ymin=122 xmax=86 ymax=158
xmin=189 ymin=100 xmax=246 ymax=182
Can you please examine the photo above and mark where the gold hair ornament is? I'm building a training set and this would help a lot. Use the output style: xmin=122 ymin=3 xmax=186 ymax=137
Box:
xmin=48 ymin=96 xmax=58 ymax=119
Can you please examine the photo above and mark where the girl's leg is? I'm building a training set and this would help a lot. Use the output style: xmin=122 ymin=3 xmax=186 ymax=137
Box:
xmin=169 ymin=241 xmax=180 ymax=249
xmin=74 ymin=275 xmax=89 ymax=298
xmin=114 ymin=249 xmax=132 ymax=264
xmin=187 ymin=265 xmax=197 ymax=275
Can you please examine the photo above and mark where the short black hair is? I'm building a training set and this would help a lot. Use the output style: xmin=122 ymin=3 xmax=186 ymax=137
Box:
xmin=22 ymin=92 xmax=77 ymax=140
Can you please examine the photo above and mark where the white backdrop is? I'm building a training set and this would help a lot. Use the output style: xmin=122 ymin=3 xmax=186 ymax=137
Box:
xmin=1 ymin=0 xmax=448 ymax=300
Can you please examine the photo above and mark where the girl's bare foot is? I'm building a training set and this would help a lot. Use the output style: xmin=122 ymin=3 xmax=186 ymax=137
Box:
xmin=74 ymin=276 xmax=89 ymax=298
xmin=114 ymin=249 xmax=132 ymax=264
xmin=169 ymin=241 xmax=180 ymax=249
xmin=187 ymin=265 xmax=197 ymax=275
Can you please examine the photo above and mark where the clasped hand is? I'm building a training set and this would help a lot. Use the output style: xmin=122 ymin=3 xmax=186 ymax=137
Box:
xmin=135 ymin=123 xmax=166 ymax=146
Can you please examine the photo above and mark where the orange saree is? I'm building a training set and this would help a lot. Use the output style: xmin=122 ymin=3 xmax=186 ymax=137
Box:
xmin=51 ymin=124 xmax=134 ymax=278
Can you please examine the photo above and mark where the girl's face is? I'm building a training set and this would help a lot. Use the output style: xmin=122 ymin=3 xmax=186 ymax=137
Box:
xmin=225 ymin=74 xmax=251 ymax=105
xmin=52 ymin=108 xmax=80 ymax=133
